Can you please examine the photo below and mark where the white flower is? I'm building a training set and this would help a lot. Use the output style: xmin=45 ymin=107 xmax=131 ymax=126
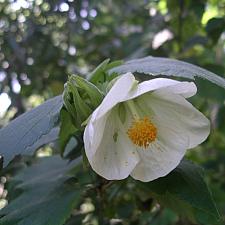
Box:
xmin=84 ymin=73 xmax=210 ymax=182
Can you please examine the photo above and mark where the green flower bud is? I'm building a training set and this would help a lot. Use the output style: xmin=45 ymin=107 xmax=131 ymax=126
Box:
xmin=63 ymin=75 xmax=104 ymax=129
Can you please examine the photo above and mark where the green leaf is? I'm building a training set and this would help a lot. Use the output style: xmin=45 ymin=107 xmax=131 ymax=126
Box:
xmin=0 ymin=156 xmax=82 ymax=225
xmin=88 ymin=58 xmax=110 ymax=83
xmin=0 ymin=96 xmax=63 ymax=167
xmin=109 ymin=56 xmax=225 ymax=89
xmin=195 ymin=79 xmax=225 ymax=102
xmin=26 ymin=127 xmax=59 ymax=152
xmin=137 ymin=160 xmax=221 ymax=225
xmin=59 ymin=108 xmax=77 ymax=153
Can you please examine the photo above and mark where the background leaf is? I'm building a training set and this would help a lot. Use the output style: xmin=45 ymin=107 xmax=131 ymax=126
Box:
xmin=109 ymin=56 xmax=225 ymax=89
xmin=26 ymin=127 xmax=59 ymax=152
xmin=0 ymin=156 xmax=82 ymax=225
xmin=0 ymin=96 xmax=63 ymax=167
xmin=206 ymin=17 xmax=225 ymax=43
xmin=137 ymin=160 xmax=221 ymax=225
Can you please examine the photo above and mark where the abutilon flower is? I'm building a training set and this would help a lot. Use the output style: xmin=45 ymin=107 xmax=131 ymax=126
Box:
xmin=84 ymin=73 xmax=210 ymax=182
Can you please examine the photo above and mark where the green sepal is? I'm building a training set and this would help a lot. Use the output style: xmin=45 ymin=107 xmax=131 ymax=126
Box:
xmin=88 ymin=59 xmax=123 ymax=84
xmin=63 ymin=74 xmax=104 ymax=129
xmin=71 ymin=75 xmax=104 ymax=109
xmin=88 ymin=58 xmax=110 ymax=83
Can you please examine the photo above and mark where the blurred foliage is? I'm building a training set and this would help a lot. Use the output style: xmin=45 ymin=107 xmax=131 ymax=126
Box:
xmin=0 ymin=0 xmax=225 ymax=224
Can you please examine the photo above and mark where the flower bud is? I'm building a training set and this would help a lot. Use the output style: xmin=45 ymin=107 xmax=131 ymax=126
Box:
xmin=63 ymin=75 xmax=104 ymax=129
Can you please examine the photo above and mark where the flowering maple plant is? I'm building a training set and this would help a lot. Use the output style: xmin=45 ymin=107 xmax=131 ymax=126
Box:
xmin=0 ymin=57 xmax=223 ymax=225
xmin=84 ymin=73 xmax=210 ymax=181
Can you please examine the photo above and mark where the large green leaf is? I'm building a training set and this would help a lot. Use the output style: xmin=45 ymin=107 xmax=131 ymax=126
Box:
xmin=0 ymin=156 xmax=82 ymax=225
xmin=26 ymin=127 xmax=59 ymax=152
xmin=0 ymin=96 xmax=63 ymax=167
xmin=109 ymin=56 xmax=225 ymax=89
xmin=137 ymin=160 xmax=221 ymax=225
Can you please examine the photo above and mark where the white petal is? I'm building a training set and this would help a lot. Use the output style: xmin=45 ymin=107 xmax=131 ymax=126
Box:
xmin=131 ymin=139 xmax=187 ymax=182
xmin=92 ymin=76 xmax=196 ymax=122
xmin=147 ymin=90 xmax=210 ymax=149
xmin=84 ymin=72 xmax=136 ymax=158
xmin=162 ymin=81 xmax=197 ymax=98
xmin=83 ymin=109 xmax=108 ymax=159
xmin=84 ymin=106 xmax=140 ymax=180
xmin=122 ymin=78 xmax=197 ymax=101
xmin=94 ymin=72 xmax=136 ymax=120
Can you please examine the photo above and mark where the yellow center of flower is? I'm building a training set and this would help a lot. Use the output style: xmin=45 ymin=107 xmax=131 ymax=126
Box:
xmin=127 ymin=117 xmax=157 ymax=148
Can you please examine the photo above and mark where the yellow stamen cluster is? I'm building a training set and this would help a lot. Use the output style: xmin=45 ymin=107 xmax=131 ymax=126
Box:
xmin=127 ymin=117 xmax=157 ymax=148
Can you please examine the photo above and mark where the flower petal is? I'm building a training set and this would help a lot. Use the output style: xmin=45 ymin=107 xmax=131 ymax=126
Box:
xmin=83 ymin=109 xmax=107 ymax=159
xmin=95 ymin=72 xmax=136 ymax=120
xmin=131 ymin=139 xmax=187 ymax=182
xmin=161 ymin=81 xmax=197 ymax=98
xmin=84 ymin=72 xmax=136 ymax=159
xmin=84 ymin=106 xmax=140 ymax=180
xmin=146 ymin=89 xmax=210 ymax=149
xmin=124 ymin=78 xmax=197 ymax=101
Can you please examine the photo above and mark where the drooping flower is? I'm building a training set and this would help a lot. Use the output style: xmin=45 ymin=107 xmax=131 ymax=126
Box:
xmin=84 ymin=73 xmax=210 ymax=182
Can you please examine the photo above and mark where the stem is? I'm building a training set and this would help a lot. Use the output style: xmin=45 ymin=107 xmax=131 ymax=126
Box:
xmin=96 ymin=187 xmax=105 ymax=224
